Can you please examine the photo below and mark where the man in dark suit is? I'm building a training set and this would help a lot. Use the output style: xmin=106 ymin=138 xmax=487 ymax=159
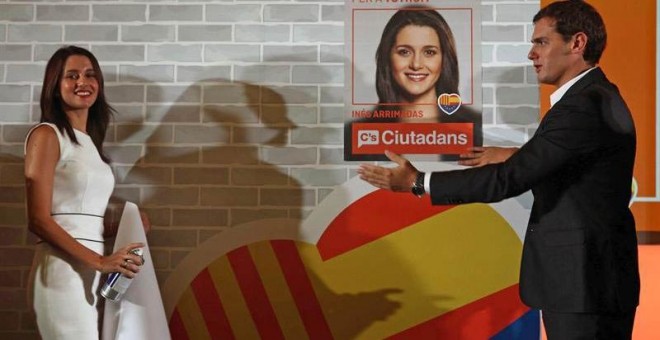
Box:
xmin=358 ymin=1 xmax=640 ymax=338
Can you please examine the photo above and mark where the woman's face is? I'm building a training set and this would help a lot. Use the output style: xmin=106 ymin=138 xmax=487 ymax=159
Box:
xmin=59 ymin=55 xmax=99 ymax=114
xmin=390 ymin=25 xmax=442 ymax=103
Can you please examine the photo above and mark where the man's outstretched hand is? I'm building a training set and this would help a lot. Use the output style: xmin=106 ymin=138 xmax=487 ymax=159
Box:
xmin=458 ymin=146 xmax=518 ymax=167
xmin=357 ymin=150 xmax=419 ymax=192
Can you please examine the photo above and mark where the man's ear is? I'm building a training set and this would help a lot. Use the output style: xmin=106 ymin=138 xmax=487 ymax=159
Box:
xmin=571 ymin=32 xmax=588 ymax=56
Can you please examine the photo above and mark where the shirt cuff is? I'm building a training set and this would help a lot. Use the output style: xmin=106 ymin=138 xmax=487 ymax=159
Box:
xmin=424 ymin=172 xmax=431 ymax=194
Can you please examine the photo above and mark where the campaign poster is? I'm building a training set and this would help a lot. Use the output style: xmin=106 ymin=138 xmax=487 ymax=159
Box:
xmin=344 ymin=0 xmax=482 ymax=161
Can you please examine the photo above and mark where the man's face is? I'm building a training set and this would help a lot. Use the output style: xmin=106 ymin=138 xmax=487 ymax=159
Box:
xmin=528 ymin=17 xmax=577 ymax=87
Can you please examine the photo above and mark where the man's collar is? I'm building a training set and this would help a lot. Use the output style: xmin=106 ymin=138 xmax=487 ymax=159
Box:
xmin=550 ymin=66 xmax=598 ymax=107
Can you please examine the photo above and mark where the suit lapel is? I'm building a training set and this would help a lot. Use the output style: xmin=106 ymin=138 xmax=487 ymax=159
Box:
xmin=535 ymin=67 xmax=607 ymax=133
xmin=561 ymin=67 xmax=606 ymax=98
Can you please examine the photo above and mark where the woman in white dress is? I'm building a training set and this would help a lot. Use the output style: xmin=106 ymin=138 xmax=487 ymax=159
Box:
xmin=24 ymin=46 xmax=145 ymax=339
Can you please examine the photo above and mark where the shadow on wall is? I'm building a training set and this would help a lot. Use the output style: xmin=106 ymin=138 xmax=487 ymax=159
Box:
xmin=110 ymin=78 xmax=404 ymax=338
xmin=111 ymin=79 xmax=308 ymax=258
xmin=0 ymin=130 xmax=40 ymax=337
xmin=0 ymin=150 xmax=28 ymax=227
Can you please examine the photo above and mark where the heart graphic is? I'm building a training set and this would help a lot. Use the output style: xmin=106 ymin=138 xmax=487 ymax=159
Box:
xmin=438 ymin=93 xmax=462 ymax=115
xmin=164 ymin=172 xmax=537 ymax=339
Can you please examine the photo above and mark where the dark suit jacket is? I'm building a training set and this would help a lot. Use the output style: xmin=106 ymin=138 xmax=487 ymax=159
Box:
xmin=429 ymin=67 xmax=640 ymax=313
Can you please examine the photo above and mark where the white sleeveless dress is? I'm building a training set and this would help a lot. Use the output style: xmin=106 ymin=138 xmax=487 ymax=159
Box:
xmin=26 ymin=123 xmax=115 ymax=340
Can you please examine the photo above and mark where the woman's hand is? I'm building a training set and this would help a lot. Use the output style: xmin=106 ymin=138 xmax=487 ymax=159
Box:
xmin=98 ymin=242 xmax=145 ymax=278
xmin=458 ymin=146 xmax=518 ymax=167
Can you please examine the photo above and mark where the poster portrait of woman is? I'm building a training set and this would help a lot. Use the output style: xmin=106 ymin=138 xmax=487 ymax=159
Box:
xmin=345 ymin=2 xmax=482 ymax=161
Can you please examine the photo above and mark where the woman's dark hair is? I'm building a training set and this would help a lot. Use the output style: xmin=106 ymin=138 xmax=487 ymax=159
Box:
xmin=533 ymin=0 xmax=606 ymax=65
xmin=40 ymin=45 xmax=114 ymax=163
xmin=375 ymin=6 xmax=459 ymax=104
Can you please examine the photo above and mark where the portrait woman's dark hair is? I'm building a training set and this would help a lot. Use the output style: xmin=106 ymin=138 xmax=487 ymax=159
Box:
xmin=375 ymin=6 xmax=459 ymax=104
xmin=40 ymin=45 xmax=114 ymax=163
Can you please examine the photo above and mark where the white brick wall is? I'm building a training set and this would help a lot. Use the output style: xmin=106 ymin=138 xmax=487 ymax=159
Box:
xmin=482 ymin=0 xmax=540 ymax=145
xmin=0 ymin=0 xmax=539 ymax=336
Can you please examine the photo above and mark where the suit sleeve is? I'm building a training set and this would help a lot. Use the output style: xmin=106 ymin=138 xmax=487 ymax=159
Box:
xmin=430 ymin=97 xmax=601 ymax=205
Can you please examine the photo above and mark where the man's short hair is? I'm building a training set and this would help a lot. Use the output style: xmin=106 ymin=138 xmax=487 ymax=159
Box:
xmin=533 ymin=0 xmax=606 ymax=64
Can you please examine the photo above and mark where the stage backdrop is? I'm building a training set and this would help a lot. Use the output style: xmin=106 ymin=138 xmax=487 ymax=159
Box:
xmin=162 ymin=1 xmax=659 ymax=339
xmin=0 ymin=0 xmax=657 ymax=338
xmin=163 ymin=163 xmax=539 ymax=339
